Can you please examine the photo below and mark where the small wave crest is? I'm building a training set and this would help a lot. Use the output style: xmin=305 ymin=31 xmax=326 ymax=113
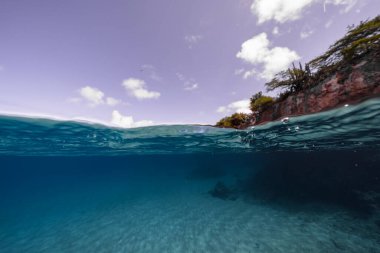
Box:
xmin=0 ymin=99 xmax=379 ymax=155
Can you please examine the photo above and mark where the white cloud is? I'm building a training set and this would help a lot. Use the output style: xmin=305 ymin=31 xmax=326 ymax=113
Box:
xmin=0 ymin=65 xmax=4 ymax=71
xmin=234 ymin=68 xmax=245 ymax=75
xmin=67 ymin=97 xmax=82 ymax=104
xmin=235 ymin=68 xmax=257 ymax=80
xmin=184 ymin=35 xmax=203 ymax=48
xmin=242 ymin=69 xmax=257 ymax=79
xmin=300 ymin=26 xmax=314 ymax=39
xmin=217 ymin=99 xmax=251 ymax=114
xmin=216 ymin=106 xmax=228 ymax=113
xmin=111 ymin=110 xmax=154 ymax=128
xmin=141 ymin=64 xmax=162 ymax=81
xmin=236 ymin=33 xmax=300 ymax=80
xmin=79 ymin=86 xmax=105 ymax=106
xmin=184 ymin=83 xmax=199 ymax=91
xmin=324 ymin=0 xmax=358 ymax=13
xmin=325 ymin=19 xmax=333 ymax=28
xmin=76 ymin=86 xmax=122 ymax=107
xmin=106 ymin=97 xmax=121 ymax=106
xmin=122 ymin=78 xmax=161 ymax=100
xmin=272 ymin=26 xmax=280 ymax=35
xmin=251 ymin=0 xmax=359 ymax=24
xmin=251 ymin=0 xmax=314 ymax=24
xmin=176 ymin=73 xmax=199 ymax=91
xmin=176 ymin=73 xmax=185 ymax=81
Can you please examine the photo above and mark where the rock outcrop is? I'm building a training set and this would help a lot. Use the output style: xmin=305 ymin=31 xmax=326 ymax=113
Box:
xmin=255 ymin=57 xmax=380 ymax=125
xmin=209 ymin=181 xmax=238 ymax=201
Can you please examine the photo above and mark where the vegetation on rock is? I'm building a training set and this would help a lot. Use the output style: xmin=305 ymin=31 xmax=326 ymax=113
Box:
xmin=216 ymin=16 xmax=380 ymax=129
xmin=265 ymin=62 xmax=312 ymax=93
xmin=215 ymin=113 xmax=250 ymax=129
xmin=267 ymin=16 xmax=380 ymax=98
xmin=310 ymin=16 xmax=380 ymax=70
xmin=250 ymin=92 xmax=275 ymax=113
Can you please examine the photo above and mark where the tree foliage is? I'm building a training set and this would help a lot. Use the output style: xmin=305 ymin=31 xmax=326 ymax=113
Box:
xmin=250 ymin=92 xmax=274 ymax=112
xmin=215 ymin=113 xmax=249 ymax=128
xmin=265 ymin=62 xmax=312 ymax=93
xmin=310 ymin=16 xmax=380 ymax=69
xmin=265 ymin=16 xmax=380 ymax=97
xmin=216 ymin=17 xmax=380 ymax=128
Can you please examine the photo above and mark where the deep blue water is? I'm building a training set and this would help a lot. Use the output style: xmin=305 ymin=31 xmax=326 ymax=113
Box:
xmin=1 ymin=99 xmax=380 ymax=252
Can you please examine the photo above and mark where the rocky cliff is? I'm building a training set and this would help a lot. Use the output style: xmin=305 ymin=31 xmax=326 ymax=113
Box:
xmin=255 ymin=56 xmax=380 ymax=125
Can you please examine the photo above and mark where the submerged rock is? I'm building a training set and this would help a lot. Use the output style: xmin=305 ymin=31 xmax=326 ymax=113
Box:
xmin=209 ymin=181 xmax=238 ymax=201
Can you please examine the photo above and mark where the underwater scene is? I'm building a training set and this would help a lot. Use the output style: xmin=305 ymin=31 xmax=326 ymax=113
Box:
xmin=0 ymin=99 xmax=380 ymax=253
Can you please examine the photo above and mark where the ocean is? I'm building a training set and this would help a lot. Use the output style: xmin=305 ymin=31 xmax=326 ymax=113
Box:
xmin=1 ymin=99 xmax=380 ymax=252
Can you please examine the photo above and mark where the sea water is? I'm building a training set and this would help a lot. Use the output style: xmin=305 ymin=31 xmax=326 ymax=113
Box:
xmin=1 ymin=99 xmax=380 ymax=253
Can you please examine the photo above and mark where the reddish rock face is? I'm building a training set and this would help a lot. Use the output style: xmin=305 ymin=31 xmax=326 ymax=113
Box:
xmin=255 ymin=59 xmax=380 ymax=125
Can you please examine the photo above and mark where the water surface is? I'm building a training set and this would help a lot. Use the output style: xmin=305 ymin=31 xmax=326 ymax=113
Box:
xmin=1 ymin=99 xmax=380 ymax=252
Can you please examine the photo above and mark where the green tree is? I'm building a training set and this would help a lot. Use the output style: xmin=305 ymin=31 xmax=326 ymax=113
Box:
xmin=216 ymin=17 xmax=380 ymax=127
xmin=215 ymin=113 xmax=249 ymax=128
xmin=265 ymin=16 xmax=380 ymax=95
xmin=250 ymin=92 xmax=274 ymax=112
xmin=265 ymin=62 xmax=311 ymax=93
xmin=310 ymin=16 xmax=380 ymax=69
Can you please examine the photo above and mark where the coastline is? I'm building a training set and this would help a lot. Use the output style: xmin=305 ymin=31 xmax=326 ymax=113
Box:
xmin=216 ymin=55 xmax=380 ymax=130
xmin=215 ymin=16 xmax=380 ymax=130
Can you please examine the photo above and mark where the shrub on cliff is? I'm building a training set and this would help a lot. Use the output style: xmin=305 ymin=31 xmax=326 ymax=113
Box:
xmin=216 ymin=17 xmax=380 ymax=128
xmin=265 ymin=62 xmax=312 ymax=94
xmin=216 ymin=113 xmax=249 ymax=128
xmin=250 ymin=92 xmax=275 ymax=112
xmin=265 ymin=16 xmax=380 ymax=95
xmin=277 ymin=91 xmax=291 ymax=102
xmin=310 ymin=16 xmax=380 ymax=70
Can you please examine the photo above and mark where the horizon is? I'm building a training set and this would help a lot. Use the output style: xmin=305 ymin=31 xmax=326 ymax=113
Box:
xmin=0 ymin=0 xmax=379 ymax=128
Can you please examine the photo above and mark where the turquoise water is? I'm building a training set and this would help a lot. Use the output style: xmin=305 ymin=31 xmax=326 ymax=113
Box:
xmin=1 ymin=99 xmax=380 ymax=252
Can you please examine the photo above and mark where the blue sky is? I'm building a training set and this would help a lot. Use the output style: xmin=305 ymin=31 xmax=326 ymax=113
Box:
xmin=0 ymin=0 xmax=378 ymax=127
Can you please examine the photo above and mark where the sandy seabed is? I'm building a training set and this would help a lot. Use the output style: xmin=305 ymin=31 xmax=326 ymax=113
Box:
xmin=1 ymin=179 xmax=380 ymax=253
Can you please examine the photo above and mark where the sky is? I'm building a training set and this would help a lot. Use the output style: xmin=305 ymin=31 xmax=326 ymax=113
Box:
xmin=0 ymin=0 xmax=379 ymax=127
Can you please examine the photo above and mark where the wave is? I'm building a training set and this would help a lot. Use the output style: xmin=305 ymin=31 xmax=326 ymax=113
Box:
xmin=0 ymin=98 xmax=379 ymax=155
